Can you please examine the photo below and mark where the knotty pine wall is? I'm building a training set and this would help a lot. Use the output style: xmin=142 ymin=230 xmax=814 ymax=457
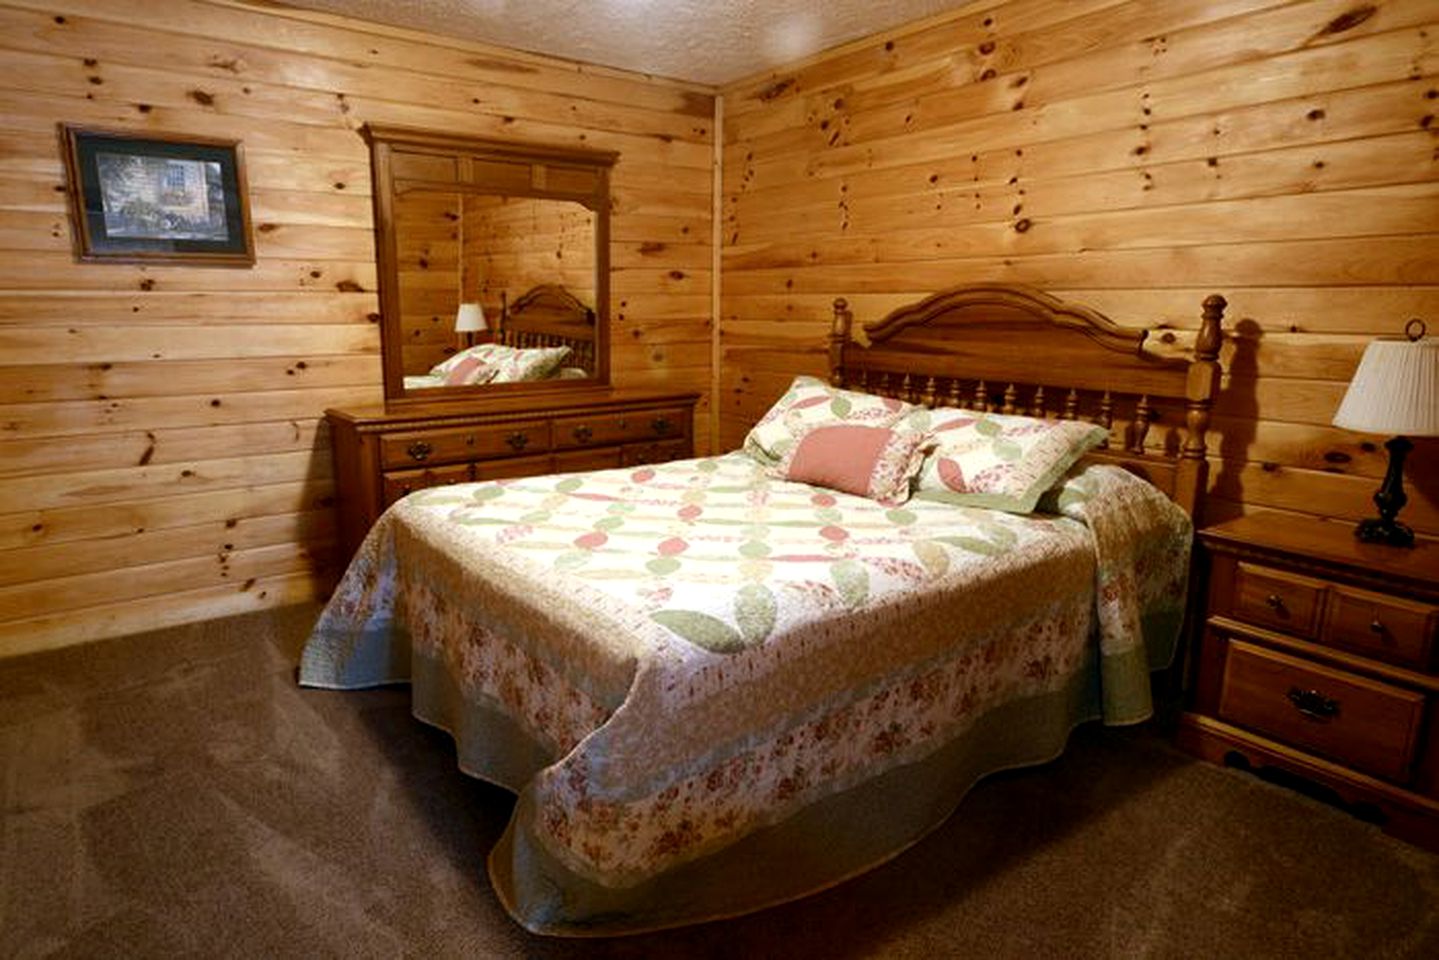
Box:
xmin=719 ymin=0 xmax=1439 ymax=535
xmin=0 ymin=0 xmax=714 ymax=655
xmin=465 ymin=195 xmax=598 ymax=316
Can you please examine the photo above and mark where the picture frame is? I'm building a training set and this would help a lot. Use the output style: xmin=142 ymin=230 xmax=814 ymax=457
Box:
xmin=60 ymin=125 xmax=255 ymax=267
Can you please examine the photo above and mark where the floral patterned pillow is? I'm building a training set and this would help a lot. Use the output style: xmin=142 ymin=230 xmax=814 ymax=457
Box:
xmin=744 ymin=375 xmax=912 ymax=464
xmin=769 ymin=424 xmax=933 ymax=506
xmin=428 ymin=343 xmax=495 ymax=378
xmin=486 ymin=345 xmax=572 ymax=383
xmin=901 ymin=406 xmax=1109 ymax=513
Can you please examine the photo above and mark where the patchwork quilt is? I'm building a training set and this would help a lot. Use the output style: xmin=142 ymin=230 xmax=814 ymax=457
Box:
xmin=300 ymin=453 xmax=1191 ymax=934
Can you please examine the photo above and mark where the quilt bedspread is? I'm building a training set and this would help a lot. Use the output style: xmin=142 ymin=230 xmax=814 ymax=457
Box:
xmin=300 ymin=454 xmax=1190 ymax=934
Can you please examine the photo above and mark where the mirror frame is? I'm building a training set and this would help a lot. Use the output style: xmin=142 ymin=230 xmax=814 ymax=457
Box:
xmin=363 ymin=124 xmax=618 ymax=405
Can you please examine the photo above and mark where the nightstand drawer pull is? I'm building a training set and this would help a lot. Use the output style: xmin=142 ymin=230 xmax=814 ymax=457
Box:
xmin=572 ymin=424 xmax=593 ymax=443
xmin=1287 ymin=687 xmax=1339 ymax=722
xmin=506 ymin=431 xmax=529 ymax=451
xmin=651 ymin=416 xmax=672 ymax=435
xmin=407 ymin=441 xmax=432 ymax=462
xmin=1265 ymin=594 xmax=1285 ymax=611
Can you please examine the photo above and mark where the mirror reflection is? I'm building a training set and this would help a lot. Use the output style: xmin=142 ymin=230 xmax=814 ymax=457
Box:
xmin=363 ymin=125 xmax=616 ymax=403
xmin=397 ymin=191 xmax=599 ymax=390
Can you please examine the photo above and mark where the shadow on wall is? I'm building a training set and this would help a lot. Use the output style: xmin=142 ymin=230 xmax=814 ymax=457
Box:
xmin=1205 ymin=317 xmax=1260 ymax=527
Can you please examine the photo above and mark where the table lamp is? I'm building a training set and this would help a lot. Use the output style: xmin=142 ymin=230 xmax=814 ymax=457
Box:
xmin=1331 ymin=319 xmax=1438 ymax=547
xmin=455 ymin=302 xmax=487 ymax=347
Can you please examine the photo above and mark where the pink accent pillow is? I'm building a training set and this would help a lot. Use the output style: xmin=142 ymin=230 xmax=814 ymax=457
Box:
xmin=771 ymin=424 xmax=932 ymax=506
xmin=442 ymin=354 xmax=487 ymax=386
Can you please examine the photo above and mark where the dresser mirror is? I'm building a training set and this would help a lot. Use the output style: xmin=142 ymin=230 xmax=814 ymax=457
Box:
xmin=364 ymin=124 xmax=616 ymax=404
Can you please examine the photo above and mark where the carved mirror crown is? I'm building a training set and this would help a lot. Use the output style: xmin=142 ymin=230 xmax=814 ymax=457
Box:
xmin=363 ymin=124 xmax=617 ymax=404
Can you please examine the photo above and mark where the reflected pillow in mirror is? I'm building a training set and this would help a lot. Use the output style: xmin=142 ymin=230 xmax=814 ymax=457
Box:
xmin=900 ymin=406 xmax=1109 ymax=513
xmin=428 ymin=344 xmax=495 ymax=378
xmin=441 ymin=354 xmax=489 ymax=386
xmin=486 ymin=345 xmax=573 ymax=383
xmin=771 ymin=423 xmax=933 ymax=506
xmin=744 ymin=375 xmax=913 ymax=464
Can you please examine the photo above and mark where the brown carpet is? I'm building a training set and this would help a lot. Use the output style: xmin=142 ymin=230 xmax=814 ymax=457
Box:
xmin=2 ymin=603 xmax=1436 ymax=959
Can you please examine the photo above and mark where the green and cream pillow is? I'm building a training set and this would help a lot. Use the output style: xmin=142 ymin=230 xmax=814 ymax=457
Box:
xmin=743 ymin=375 xmax=912 ymax=464
xmin=900 ymin=406 xmax=1109 ymax=513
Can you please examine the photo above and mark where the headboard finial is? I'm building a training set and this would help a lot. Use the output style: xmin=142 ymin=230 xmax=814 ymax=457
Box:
xmin=1197 ymin=294 xmax=1227 ymax=361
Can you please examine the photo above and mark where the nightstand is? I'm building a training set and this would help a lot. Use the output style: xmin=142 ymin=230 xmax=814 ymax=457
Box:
xmin=1178 ymin=513 xmax=1439 ymax=849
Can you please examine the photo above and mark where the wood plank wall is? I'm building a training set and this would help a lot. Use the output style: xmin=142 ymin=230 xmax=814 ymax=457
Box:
xmin=465 ymin=195 xmax=598 ymax=317
xmin=396 ymin=191 xmax=459 ymax=376
xmin=0 ymin=0 xmax=715 ymax=655
xmin=719 ymin=0 xmax=1439 ymax=535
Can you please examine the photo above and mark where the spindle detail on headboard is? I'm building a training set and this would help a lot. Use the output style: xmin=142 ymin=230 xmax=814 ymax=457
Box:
xmin=827 ymin=284 xmax=1227 ymax=519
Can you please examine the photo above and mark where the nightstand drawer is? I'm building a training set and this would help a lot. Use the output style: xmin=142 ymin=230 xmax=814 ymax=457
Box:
xmin=1218 ymin=640 xmax=1426 ymax=783
xmin=1324 ymin=585 xmax=1437 ymax=671
xmin=380 ymin=420 xmax=551 ymax=467
xmin=1231 ymin=562 xmax=1325 ymax=638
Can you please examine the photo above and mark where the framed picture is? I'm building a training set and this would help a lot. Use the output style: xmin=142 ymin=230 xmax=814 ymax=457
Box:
xmin=60 ymin=125 xmax=254 ymax=266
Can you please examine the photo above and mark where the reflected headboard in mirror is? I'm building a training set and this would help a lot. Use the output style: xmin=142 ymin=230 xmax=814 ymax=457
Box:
xmin=362 ymin=124 xmax=617 ymax=404
xmin=496 ymin=284 xmax=597 ymax=375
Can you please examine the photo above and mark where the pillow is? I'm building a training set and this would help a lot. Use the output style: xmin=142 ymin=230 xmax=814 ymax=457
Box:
xmin=901 ymin=406 xmax=1109 ymax=513
xmin=771 ymin=424 xmax=933 ymax=506
xmin=487 ymin=345 xmax=572 ymax=383
xmin=428 ymin=343 xmax=501 ymax=378
xmin=441 ymin=353 xmax=488 ymax=386
xmin=744 ymin=375 xmax=912 ymax=463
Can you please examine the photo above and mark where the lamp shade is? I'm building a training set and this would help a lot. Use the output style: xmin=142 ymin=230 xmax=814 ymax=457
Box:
xmin=455 ymin=302 xmax=487 ymax=333
xmin=1333 ymin=330 xmax=1439 ymax=437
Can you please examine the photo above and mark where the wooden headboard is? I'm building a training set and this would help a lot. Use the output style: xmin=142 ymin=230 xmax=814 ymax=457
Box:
xmin=829 ymin=283 xmax=1226 ymax=519
xmin=494 ymin=283 xmax=597 ymax=372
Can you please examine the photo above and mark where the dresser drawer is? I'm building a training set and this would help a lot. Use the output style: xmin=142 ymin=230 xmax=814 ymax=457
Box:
xmin=1217 ymin=639 xmax=1426 ymax=783
xmin=473 ymin=453 xmax=552 ymax=482
xmin=553 ymin=447 xmax=624 ymax=473
xmin=380 ymin=420 xmax=551 ymax=468
xmin=1229 ymin=562 xmax=1325 ymax=638
xmin=382 ymin=463 xmax=472 ymax=506
xmin=1324 ymin=585 xmax=1437 ymax=671
xmin=552 ymin=408 xmax=687 ymax=449
xmin=621 ymin=438 xmax=690 ymax=467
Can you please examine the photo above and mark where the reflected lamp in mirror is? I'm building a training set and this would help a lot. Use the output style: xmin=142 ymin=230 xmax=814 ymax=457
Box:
xmin=456 ymin=302 xmax=487 ymax=347
xmin=1332 ymin=318 xmax=1439 ymax=547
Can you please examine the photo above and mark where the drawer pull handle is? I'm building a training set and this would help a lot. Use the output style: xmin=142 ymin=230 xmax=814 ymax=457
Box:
xmin=1286 ymin=686 xmax=1340 ymax=722
xmin=652 ymin=416 xmax=672 ymax=435
xmin=506 ymin=432 xmax=529 ymax=451
xmin=1369 ymin=619 xmax=1385 ymax=635
xmin=573 ymin=425 xmax=593 ymax=443
xmin=1264 ymin=594 xmax=1286 ymax=612
xmin=407 ymin=441 xmax=432 ymax=462
xmin=465 ymin=434 xmax=476 ymax=447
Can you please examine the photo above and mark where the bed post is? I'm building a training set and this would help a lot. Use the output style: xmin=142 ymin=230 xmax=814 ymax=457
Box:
xmin=829 ymin=297 xmax=852 ymax=387
xmin=1175 ymin=294 xmax=1227 ymax=520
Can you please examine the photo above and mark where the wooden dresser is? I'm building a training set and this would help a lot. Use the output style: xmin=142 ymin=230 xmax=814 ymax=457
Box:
xmin=1179 ymin=513 xmax=1439 ymax=848
xmin=327 ymin=389 xmax=698 ymax=564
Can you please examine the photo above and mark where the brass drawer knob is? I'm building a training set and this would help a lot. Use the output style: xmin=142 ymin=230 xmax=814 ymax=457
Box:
xmin=1264 ymin=593 xmax=1286 ymax=612
xmin=652 ymin=416 xmax=672 ymax=435
xmin=1286 ymin=686 xmax=1340 ymax=722
xmin=407 ymin=440 xmax=432 ymax=462
xmin=573 ymin=424 xmax=593 ymax=443
xmin=1369 ymin=619 xmax=1385 ymax=635
xmin=506 ymin=431 xmax=529 ymax=451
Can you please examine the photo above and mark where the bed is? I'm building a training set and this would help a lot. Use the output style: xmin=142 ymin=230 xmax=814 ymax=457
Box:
xmin=301 ymin=283 xmax=1227 ymax=935
xmin=401 ymin=284 xmax=598 ymax=389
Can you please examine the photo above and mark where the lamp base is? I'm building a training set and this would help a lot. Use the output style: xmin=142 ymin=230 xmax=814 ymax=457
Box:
xmin=1354 ymin=435 xmax=1417 ymax=548
xmin=1354 ymin=516 xmax=1415 ymax=548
